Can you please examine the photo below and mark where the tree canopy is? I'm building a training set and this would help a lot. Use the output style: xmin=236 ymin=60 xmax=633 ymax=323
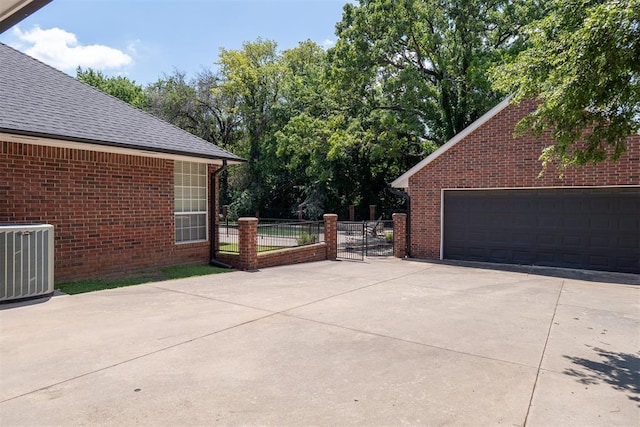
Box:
xmin=76 ymin=67 xmax=147 ymax=109
xmin=492 ymin=0 xmax=640 ymax=167
xmin=76 ymin=0 xmax=638 ymax=218
xmin=329 ymin=0 xmax=538 ymax=144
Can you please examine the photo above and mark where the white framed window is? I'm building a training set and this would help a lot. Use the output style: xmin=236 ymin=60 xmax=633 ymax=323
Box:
xmin=174 ymin=161 xmax=207 ymax=243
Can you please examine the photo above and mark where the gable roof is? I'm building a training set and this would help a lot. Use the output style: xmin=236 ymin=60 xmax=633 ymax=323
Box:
xmin=0 ymin=43 xmax=244 ymax=164
xmin=391 ymin=96 xmax=512 ymax=188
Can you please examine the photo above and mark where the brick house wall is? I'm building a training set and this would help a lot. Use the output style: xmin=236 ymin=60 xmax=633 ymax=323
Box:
xmin=1 ymin=140 xmax=219 ymax=283
xmin=407 ymin=101 xmax=640 ymax=260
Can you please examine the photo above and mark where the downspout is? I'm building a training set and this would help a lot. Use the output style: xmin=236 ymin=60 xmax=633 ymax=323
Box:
xmin=210 ymin=159 xmax=233 ymax=268
xmin=387 ymin=185 xmax=411 ymax=258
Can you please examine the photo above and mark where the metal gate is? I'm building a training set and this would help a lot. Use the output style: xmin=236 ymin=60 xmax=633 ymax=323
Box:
xmin=337 ymin=221 xmax=365 ymax=260
xmin=337 ymin=220 xmax=394 ymax=260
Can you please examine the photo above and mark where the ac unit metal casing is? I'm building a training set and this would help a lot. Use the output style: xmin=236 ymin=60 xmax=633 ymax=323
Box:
xmin=1 ymin=224 xmax=54 ymax=302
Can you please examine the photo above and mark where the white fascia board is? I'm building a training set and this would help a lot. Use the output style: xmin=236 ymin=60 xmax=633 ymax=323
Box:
xmin=0 ymin=132 xmax=243 ymax=165
xmin=391 ymin=96 xmax=513 ymax=188
xmin=0 ymin=0 xmax=51 ymax=33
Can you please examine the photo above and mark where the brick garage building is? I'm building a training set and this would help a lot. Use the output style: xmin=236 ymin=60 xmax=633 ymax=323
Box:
xmin=0 ymin=43 xmax=244 ymax=283
xmin=392 ymin=98 xmax=640 ymax=274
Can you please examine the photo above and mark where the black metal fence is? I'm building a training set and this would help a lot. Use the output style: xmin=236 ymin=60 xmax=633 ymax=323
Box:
xmin=337 ymin=222 xmax=366 ymax=260
xmin=365 ymin=219 xmax=394 ymax=256
xmin=217 ymin=223 xmax=239 ymax=254
xmin=257 ymin=221 xmax=324 ymax=252
xmin=217 ymin=220 xmax=324 ymax=254
xmin=337 ymin=220 xmax=394 ymax=260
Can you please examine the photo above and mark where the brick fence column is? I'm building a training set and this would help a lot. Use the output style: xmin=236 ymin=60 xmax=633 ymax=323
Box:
xmin=323 ymin=214 xmax=338 ymax=260
xmin=392 ymin=213 xmax=407 ymax=258
xmin=238 ymin=217 xmax=258 ymax=270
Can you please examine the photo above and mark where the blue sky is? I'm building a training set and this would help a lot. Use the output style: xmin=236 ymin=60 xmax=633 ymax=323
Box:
xmin=0 ymin=0 xmax=349 ymax=85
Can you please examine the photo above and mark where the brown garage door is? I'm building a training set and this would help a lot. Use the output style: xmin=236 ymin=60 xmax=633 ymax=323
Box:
xmin=443 ymin=188 xmax=640 ymax=274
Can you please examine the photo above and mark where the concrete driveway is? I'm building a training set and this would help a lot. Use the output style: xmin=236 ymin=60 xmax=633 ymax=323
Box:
xmin=1 ymin=259 xmax=638 ymax=426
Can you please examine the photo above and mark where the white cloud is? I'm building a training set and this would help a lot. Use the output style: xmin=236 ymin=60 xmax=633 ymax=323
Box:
xmin=10 ymin=26 xmax=132 ymax=72
xmin=126 ymin=39 xmax=141 ymax=56
xmin=321 ymin=39 xmax=336 ymax=50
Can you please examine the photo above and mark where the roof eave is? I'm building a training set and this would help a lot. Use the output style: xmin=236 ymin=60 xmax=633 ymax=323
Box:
xmin=0 ymin=0 xmax=52 ymax=33
xmin=0 ymin=128 xmax=246 ymax=164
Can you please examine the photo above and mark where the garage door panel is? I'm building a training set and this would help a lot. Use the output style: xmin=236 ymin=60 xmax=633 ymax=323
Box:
xmin=589 ymin=214 xmax=611 ymax=229
xmin=513 ymin=232 xmax=535 ymax=245
xmin=588 ymin=235 xmax=610 ymax=248
xmin=619 ymin=196 xmax=639 ymax=210
xmin=538 ymin=214 xmax=561 ymax=228
xmin=537 ymin=196 xmax=559 ymax=212
xmin=561 ymin=235 xmax=583 ymax=248
xmin=466 ymin=231 xmax=485 ymax=242
xmin=534 ymin=251 xmax=556 ymax=263
xmin=489 ymin=248 xmax=511 ymax=263
xmin=467 ymin=247 xmax=487 ymax=259
xmin=561 ymin=252 xmax=583 ymax=267
xmin=619 ymin=237 xmax=639 ymax=249
xmin=587 ymin=197 xmax=611 ymax=212
xmin=563 ymin=197 xmax=585 ymax=212
xmin=564 ymin=215 xmax=590 ymax=229
xmin=512 ymin=198 xmax=535 ymax=211
xmin=588 ymin=255 xmax=611 ymax=270
xmin=443 ymin=188 xmax=639 ymax=274
xmin=512 ymin=250 xmax=534 ymax=264
xmin=619 ymin=257 xmax=639 ymax=270
xmin=515 ymin=214 xmax=536 ymax=227
xmin=619 ymin=215 xmax=639 ymax=232
xmin=486 ymin=213 xmax=511 ymax=227
xmin=536 ymin=233 xmax=557 ymax=245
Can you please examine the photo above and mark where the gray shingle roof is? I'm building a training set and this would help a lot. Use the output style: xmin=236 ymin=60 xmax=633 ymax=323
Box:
xmin=0 ymin=42 xmax=244 ymax=163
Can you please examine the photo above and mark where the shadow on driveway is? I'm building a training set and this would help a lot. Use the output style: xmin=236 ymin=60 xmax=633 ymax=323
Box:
xmin=414 ymin=259 xmax=640 ymax=286
xmin=563 ymin=347 xmax=640 ymax=406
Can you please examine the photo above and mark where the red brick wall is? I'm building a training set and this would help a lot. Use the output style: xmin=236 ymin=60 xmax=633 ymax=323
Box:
xmin=392 ymin=213 xmax=407 ymax=258
xmin=407 ymin=101 xmax=640 ymax=260
xmin=218 ymin=217 xmax=332 ymax=270
xmin=256 ymin=243 xmax=327 ymax=269
xmin=1 ymin=141 xmax=218 ymax=283
xmin=216 ymin=244 xmax=327 ymax=271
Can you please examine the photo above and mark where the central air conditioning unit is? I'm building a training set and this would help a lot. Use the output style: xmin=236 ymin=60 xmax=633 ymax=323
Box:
xmin=1 ymin=224 xmax=54 ymax=302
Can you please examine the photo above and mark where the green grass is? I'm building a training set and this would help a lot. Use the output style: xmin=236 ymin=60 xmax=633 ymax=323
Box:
xmin=218 ymin=242 xmax=239 ymax=253
xmin=258 ymin=228 xmax=324 ymax=238
xmin=257 ymin=226 xmax=301 ymax=237
xmin=217 ymin=242 xmax=285 ymax=253
xmin=57 ymin=264 xmax=231 ymax=295
xmin=162 ymin=264 xmax=229 ymax=279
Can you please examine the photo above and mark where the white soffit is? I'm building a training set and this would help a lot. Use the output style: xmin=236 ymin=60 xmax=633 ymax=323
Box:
xmin=0 ymin=0 xmax=52 ymax=33
xmin=0 ymin=132 xmax=238 ymax=165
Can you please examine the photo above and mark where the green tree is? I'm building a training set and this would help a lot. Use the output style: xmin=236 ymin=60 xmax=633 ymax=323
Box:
xmin=492 ymin=0 xmax=640 ymax=167
xmin=329 ymin=0 xmax=537 ymax=145
xmin=216 ymin=39 xmax=287 ymax=217
xmin=146 ymin=70 xmax=240 ymax=149
xmin=76 ymin=67 xmax=147 ymax=109
xmin=146 ymin=70 xmax=242 ymax=207
xmin=272 ymin=39 xmax=425 ymax=218
xmin=274 ymin=41 xmax=336 ymax=218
